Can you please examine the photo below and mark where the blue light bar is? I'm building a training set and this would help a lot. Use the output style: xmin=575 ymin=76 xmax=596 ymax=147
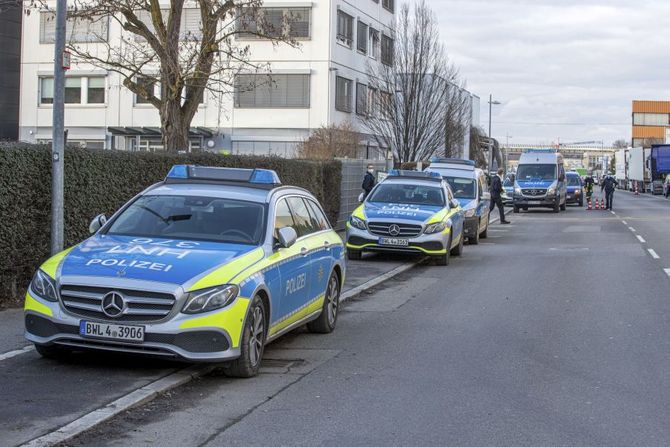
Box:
xmin=165 ymin=165 xmax=281 ymax=186
xmin=430 ymin=157 xmax=475 ymax=167
xmin=388 ymin=170 xmax=443 ymax=180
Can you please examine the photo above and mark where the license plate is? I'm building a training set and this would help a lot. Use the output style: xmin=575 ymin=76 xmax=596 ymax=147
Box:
xmin=79 ymin=321 xmax=145 ymax=343
xmin=529 ymin=200 xmax=542 ymax=205
xmin=379 ymin=237 xmax=409 ymax=247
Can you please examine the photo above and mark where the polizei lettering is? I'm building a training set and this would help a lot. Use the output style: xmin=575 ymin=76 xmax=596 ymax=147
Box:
xmin=84 ymin=238 xmax=200 ymax=273
xmin=85 ymin=258 xmax=173 ymax=272
xmin=285 ymin=273 xmax=307 ymax=295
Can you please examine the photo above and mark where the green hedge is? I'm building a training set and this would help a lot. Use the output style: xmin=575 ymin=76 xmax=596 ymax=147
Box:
xmin=0 ymin=144 xmax=342 ymax=307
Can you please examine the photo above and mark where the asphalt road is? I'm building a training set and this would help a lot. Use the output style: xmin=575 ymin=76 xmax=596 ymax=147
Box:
xmin=0 ymin=254 xmax=409 ymax=447
xmin=64 ymin=192 xmax=670 ymax=447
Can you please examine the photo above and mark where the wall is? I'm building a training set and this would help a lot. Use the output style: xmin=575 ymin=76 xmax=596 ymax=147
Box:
xmin=336 ymin=158 xmax=386 ymax=229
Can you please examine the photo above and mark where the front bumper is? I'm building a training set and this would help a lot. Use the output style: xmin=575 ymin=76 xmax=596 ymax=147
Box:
xmin=514 ymin=195 xmax=559 ymax=207
xmin=566 ymin=191 xmax=582 ymax=203
xmin=24 ymin=292 xmax=243 ymax=362
xmin=346 ymin=225 xmax=449 ymax=255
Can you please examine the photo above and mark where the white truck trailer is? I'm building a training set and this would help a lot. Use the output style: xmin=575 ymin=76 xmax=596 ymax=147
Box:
xmin=628 ymin=147 xmax=650 ymax=192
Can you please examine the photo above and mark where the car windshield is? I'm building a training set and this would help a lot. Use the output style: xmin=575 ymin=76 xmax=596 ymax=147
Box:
xmin=106 ymin=195 xmax=266 ymax=245
xmin=368 ymin=183 xmax=445 ymax=206
xmin=567 ymin=176 xmax=581 ymax=186
xmin=517 ymin=164 xmax=557 ymax=181
xmin=445 ymin=177 xmax=476 ymax=199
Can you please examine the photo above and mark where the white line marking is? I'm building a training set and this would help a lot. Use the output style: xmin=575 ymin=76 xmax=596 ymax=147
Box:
xmin=648 ymin=249 xmax=660 ymax=259
xmin=611 ymin=211 xmax=616 ymax=215
xmin=0 ymin=345 xmax=35 ymax=362
xmin=665 ymin=269 xmax=670 ymax=278
xmin=637 ymin=235 xmax=646 ymax=243
xmin=341 ymin=261 xmax=418 ymax=303
xmin=622 ymin=220 xmax=628 ymax=225
xmin=629 ymin=227 xmax=636 ymax=232
xmin=21 ymin=365 xmax=213 ymax=447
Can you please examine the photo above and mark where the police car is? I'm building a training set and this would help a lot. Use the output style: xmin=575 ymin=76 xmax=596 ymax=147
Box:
xmin=346 ymin=170 xmax=465 ymax=266
xmin=425 ymin=158 xmax=490 ymax=245
xmin=25 ymin=165 xmax=345 ymax=378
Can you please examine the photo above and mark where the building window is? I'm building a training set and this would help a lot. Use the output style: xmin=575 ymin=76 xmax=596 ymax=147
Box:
xmin=39 ymin=12 xmax=108 ymax=43
xmin=382 ymin=0 xmax=395 ymax=13
xmin=368 ymin=87 xmax=378 ymax=117
xmin=633 ymin=113 xmax=670 ymax=126
xmin=336 ymin=76 xmax=353 ymax=113
xmin=336 ymin=10 xmax=353 ymax=48
xmin=357 ymin=21 xmax=368 ymax=54
xmin=87 ymin=77 xmax=105 ymax=104
xmin=356 ymin=83 xmax=368 ymax=116
xmin=369 ymin=28 xmax=380 ymax=59
xmin=64 ymin=77 xmax=81 ymax=103
xmin=134 ymin=9 xmax=202 ymax=42
xmin=238 ymin=7 xmax=311 ymax=39
xmin=235 ymin=74 xmax=310 ymax=108
xmin=135 ymin=76 xmax=157 ymax=104
xmin=40 ymin=77 xmax=54 ymax=104
xmin=381 ymin=33 xmax=394 ymax=66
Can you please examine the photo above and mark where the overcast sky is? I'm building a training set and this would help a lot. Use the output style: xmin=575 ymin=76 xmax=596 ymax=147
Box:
xmin=418 ymin=0 xmax=670 ymax=146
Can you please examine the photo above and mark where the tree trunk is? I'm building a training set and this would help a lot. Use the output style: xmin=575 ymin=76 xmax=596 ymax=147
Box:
xmin=160 ymin=99 xmax=190 ymax=152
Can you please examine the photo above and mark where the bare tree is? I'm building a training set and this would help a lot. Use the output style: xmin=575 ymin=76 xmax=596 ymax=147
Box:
xmin=364 ymin=0 xmax=463 ymax=163
xmin=468 ymin=126 xmax=489 ymax=169
xmin=443 ymin=81 xmax=471 ymax=158
xmin=612 ymin=139 xmax=628 ymax=149
xmin=34 ymin=0 xmax=296 ymax=151
xmin=297 ymin=122 xmax=360 ymax=160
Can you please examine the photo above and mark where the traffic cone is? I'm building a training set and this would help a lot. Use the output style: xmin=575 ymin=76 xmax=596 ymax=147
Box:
xmin=587 ymin=200 xmax=592 ymax=210
xmin=595 ymin=200 xmax=600 ymax=210
xmin=635 ymin=182 xmax=640 ymax=196
xmin=601 ymin=198 xmax=606 ymax=210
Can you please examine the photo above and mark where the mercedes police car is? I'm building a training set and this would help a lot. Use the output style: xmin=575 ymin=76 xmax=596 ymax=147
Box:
xmin=346 ymin=170 xmax=465 ymax=266
xmin=425 ymin=158 xmax=490 ymax=245
xmin=25 ymin=166 xmax=345 ymax=378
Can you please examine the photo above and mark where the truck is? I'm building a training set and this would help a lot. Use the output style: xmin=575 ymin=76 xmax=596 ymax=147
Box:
xmin=615 ymin=149 xmax=628 ymax=189
xmin=649 ymin=144 xmax=670 ymax=195
xmin=628 ymin=147 xmax=651 ymax=192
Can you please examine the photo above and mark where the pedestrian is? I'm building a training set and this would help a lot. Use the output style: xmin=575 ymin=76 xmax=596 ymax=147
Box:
xmin=490 ymin=168 xmax=511 ymax=224
xmin=664 ymin=174 xmax=670 ymax=198
xmin=603 ymin=175 xmax=617 ymax=210
xmin=362 ymin=164 xmax=376 ymax=199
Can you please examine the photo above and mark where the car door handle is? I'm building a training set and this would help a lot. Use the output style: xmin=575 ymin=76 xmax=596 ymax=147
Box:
xmin=300 ymin=247 xmax=309 ymax=256
xmin=324 ymin=241 xmax=331 ymax=250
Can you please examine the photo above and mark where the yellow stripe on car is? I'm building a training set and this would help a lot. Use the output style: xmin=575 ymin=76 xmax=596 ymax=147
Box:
xmin=269 ymin=294 xmax=325 ymax=337
xmin=189 ymin=248 xmax=265 ymax=291
xmin=352 ymin=205 xmax=366 ymax=220
xmin=24 ymin=292 xmax=53 ymax=317
xmin=40 ymin=247 xmax=74 ymax=279
xmin=346 ymin=242 xmax=448 ymax=255
xmin=179 ymin=297 xmax=251 ymax=348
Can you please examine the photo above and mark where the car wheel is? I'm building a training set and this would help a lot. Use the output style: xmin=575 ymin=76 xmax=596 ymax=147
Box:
xmin=560 ymin=200 xmax=566 ymax=211
xmin=469 ymin=222 xmax=480 ymax=245
xmin=553 ymin=201 xmax=560 ymax=213
xmin=347 ymin=249 xmax=362 ymax=261
xmin=307 ymin=271 xmax=341 ymax=334
xmin=480 ymin=221 xmax=488 ymax=239
xmin=35 ymin=343 xmax=71 ymax=360
xmin=513 ymin=206 xmax=520 ymax=214
xmin=223 ymin=295 xmax=266 ymax=378
xmin=451 ymin=232 xmax=464 ymax=256
xmin=435 ymin=235 xmax=451 ymax=266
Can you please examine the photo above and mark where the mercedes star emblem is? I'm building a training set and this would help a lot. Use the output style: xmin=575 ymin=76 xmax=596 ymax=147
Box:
xmin=389 ymin=224 xmax=401 ymax=237
xmin=101 ymin=292 xmax=125 ymax=318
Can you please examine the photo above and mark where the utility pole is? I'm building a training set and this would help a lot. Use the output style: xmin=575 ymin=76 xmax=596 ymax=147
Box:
xmin=488 ymin=94 xmax=501 ymax=172
xmin=51 ymin=0 xmax=67 ymax=254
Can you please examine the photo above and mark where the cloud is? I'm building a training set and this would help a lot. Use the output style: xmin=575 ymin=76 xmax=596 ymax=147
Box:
xmin=414 ymin=0 xmax=670 ymax=145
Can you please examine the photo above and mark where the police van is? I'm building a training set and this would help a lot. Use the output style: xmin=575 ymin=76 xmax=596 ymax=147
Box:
xmin=425 ymin=158 xmax=490 ymax=245
xmin=513 ymin=149 xmax=567 ymax=213
xmin=346 ymin=170 xmax=465 ymax=266
xmin=25 ymin=166 xmax=345 ymax=378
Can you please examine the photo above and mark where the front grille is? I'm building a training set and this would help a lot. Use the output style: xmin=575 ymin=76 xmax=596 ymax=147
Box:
xmin=522 ymin=189 xmax=547 ymax=197
xmin=368 ymin=222 xmax=423 ymax=237
xmin=60 ymin=285 xmax=176 ymax=322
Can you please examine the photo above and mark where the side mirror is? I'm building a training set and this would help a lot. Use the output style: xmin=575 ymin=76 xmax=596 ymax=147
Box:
xmin=277 ymin=226 xmax=298 ymax=249
xmin=358 ymin=192 xmax=365 ymax=203
xmin=450 ymin=199 xmax=460 ymax=209
xmin=481 ymin=192 xmax=491 ymax=201
xmin=89 ymin=214 xmax=107 ymax=234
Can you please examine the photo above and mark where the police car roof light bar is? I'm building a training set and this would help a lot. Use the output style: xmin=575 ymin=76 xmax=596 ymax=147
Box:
xmin=430 ymin=157 xmax=476 ymax=167
xmin=165 ymin=165 xmax=282 ymax=188
xmin=388 ymin=170 xmax=443 ymax=181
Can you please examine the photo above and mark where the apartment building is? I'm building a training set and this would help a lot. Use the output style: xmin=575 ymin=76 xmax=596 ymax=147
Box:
xmin=19 ymin=0 xmax=396 ymax=156
xmin=632 ymin=100 xmax=670 ymax=148
xmin=0 ymin=5 xmax=22 ymax=140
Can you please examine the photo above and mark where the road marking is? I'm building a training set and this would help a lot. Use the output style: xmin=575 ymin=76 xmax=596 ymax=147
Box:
xmin=629 ymin=227 xmax=636 ymax=232
xmin=665 ymin=269 xmax=670 ymax=278
xmin=0 ymin=345 xmax=35 ymax=362
xmin=341 ymin=261 xmax=418 ymax=303
xmin=611 ymin=211 xmax=616 ymax=215
xmin=622 ymin=220 xmax=628 ymax=225
xmin=648 ymin=249 xmax=660 ymax=259
xmin=637 ymin=235 xmax=646 ymax=243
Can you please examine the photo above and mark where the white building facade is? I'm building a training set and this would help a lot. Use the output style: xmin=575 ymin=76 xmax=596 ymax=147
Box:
xmin=19 ymin=0 xmax=396 ymax=157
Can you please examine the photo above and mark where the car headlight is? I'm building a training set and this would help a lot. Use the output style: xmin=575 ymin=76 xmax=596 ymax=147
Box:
xmin=464 ymin=209 xmax=476 ymax=218
xmin=349 ymin=215 xmax=367 ymax=231
xmin=424 ymin=221 xmax=447 ymax=234
xmin=547 ymin=187 xmax=556 ymax=196
xmin=30 ymin=269 xmax=58 ymax=302
xmin=182 ymin=285 xmax=239 ymax=314
xmin=514 ymin=187 xmax=522 ymax=195
xmin=575 ymin=189 xmax=581 ymax=194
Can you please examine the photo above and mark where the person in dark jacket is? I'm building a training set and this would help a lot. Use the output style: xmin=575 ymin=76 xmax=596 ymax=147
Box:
xmin=490 ymin=168 xmax=510 ymax=224
xmin=603 ymin=175 xmax=617 ymax=210
xmin=362 ymin=165 xmax=376 ymax=199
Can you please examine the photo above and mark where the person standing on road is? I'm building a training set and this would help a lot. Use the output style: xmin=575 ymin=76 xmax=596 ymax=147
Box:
xmin=490 ymin=168 xmax=511 ymax=225
xmin=362 ymin=165 xmax=376 ymax=199
xmin=603 ymin=175 xmax=617 ymax=210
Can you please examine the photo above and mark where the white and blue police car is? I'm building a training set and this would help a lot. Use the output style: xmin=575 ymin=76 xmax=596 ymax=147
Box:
xmin=25 ymin=165 xmax=345 ymax=377
xmin=346 ymin=170 xmax=465 ymax=266
xmin=425 ymin=158 xmax=491 ymax=245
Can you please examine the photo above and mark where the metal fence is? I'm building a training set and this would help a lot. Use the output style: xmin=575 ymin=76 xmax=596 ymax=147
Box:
xmin=336 ymin=159 xmax=387 ymax=230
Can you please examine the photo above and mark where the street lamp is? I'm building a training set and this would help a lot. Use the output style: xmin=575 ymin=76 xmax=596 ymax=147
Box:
xmin=488 ymin=94 xmax=501 ymax=172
